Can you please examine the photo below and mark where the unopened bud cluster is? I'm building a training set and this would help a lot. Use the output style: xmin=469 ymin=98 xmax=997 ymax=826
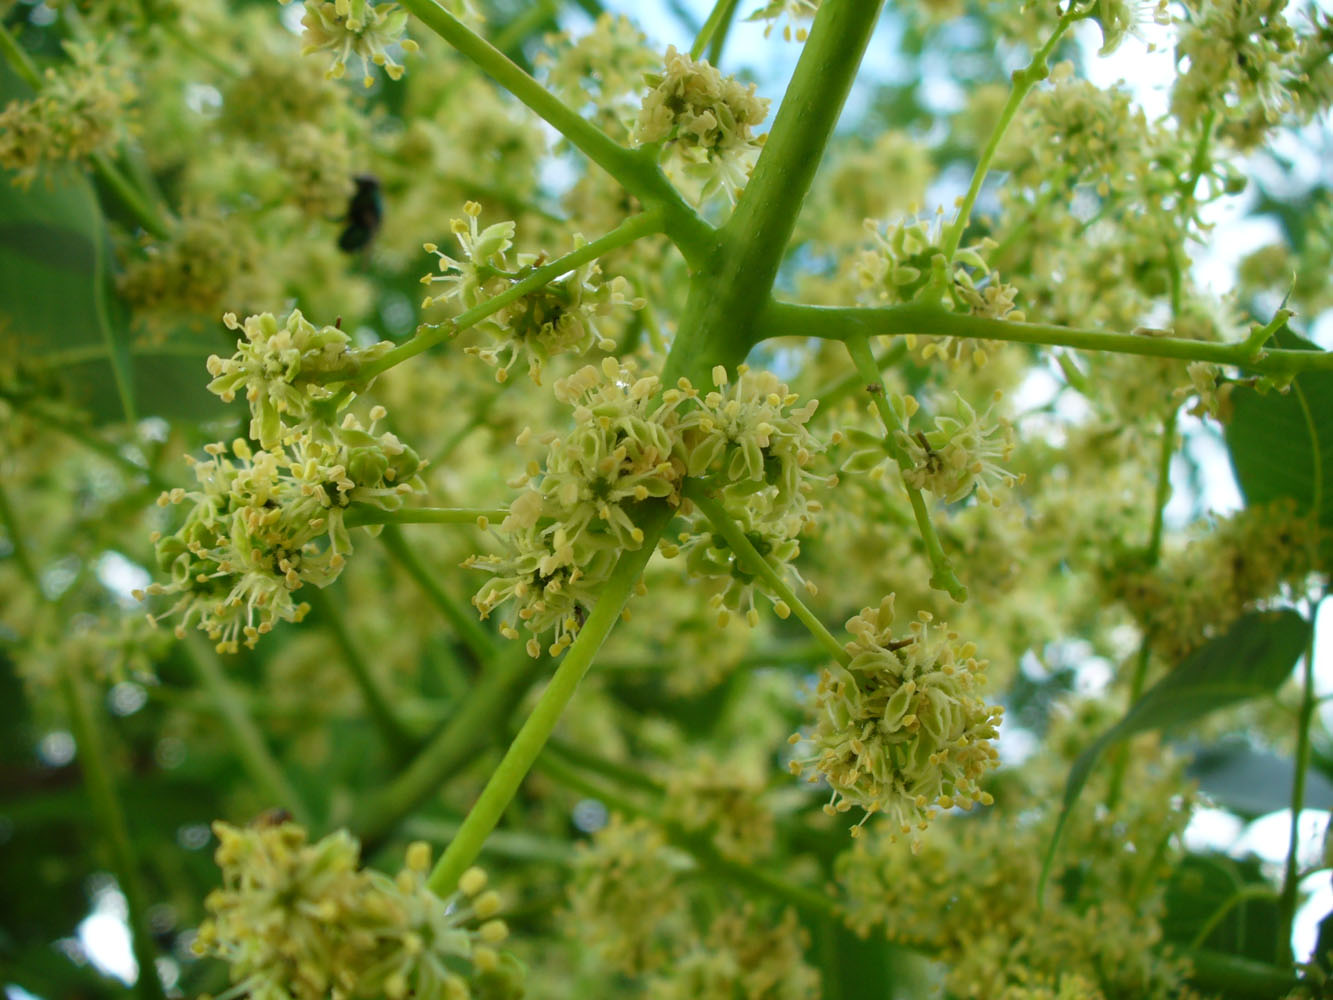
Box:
xmin=196 ymin=821 xmax=521 ymax=1000
xmin=633 ymin=46 xmax=770 ymax=204
xmin=745 ymin=1 xmax=821 ymax=42
xmin=422 ymin=203 xmax=642 ymax=384
xmin=791 ymin=594 xmax=1001 ymax=843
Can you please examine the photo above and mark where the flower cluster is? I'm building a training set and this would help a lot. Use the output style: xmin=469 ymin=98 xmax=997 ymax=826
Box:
xmin=858 ymin=212 xmax=1023 ymax=365
xmin=0 ymin=41 xmax=135 ymax=186
xmin=566 ymin=815 xmax=691 ymax=976
xmin=467 ymin=358 xmax=686 ymax=656
xmin=662 ymin=755 xmax=775 ymax=862
xmin=837 ymin=721 xmax=1193 ymax=998
xmin=539 ymin=14 xmax=660 ymax=142
xmin=633 ymin=46 xmax=770 ymax=204
xmin=282 ymin=0 xmax=420 ymax=88
xmin=666 ymin=365 xmax=827 ymax=626
xmin=895 ymin=391 xmax=1021 ymax=506
xmin=644 ymin=906 xmax=819 ymax=1000
xmin=207 ymin=309 xmax=391 ymax=448
xmin=195 ymin=820 xmax=521 ymax=1000
xmin=137 ymin=411 xmax=424 ymax=652
xmin=790 ymin=595 xmax=1002 ymax=842
xmin=422 ymin=202 xmax=642 ymax=384
xmin=746 ymin=0 xmax=821 ymax=42
xmin=1171 ymin=0 xmax=1298 ymax=146
xmin=1104 ymin=498 xmax=1320 ymax=662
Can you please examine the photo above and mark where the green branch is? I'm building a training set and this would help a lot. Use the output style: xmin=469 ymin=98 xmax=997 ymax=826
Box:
xmin=664 ymin=0 xmax=885 ymax=385
xmin=682 ymin=480 xmax=850 ymax=665
xmin=1277 ymin=603 xmax=1320 ymax=965
xmin=304 ymin=588 xmax=420 ymax=757
xmin=378 ymin=523 xmax=497 ymax=665
xmin=394 ymin=1 xmax=713 ymax=263
xmin=180 ymin=636 xmax=312 ymax=824
xmin=535 ymin=750 xmax=843 ymax=922
xmin=344 ymin=210 xmax=668 ymax=382
xmin=59 ymin=668 xmax=166 ymax=1000
xmin=691 ymin=0 xmax=741 ymax=60
xmin=758 ymin=301 xmax=1333 ymax=376
xmin=940 ymin=11 xmax=1076 ymax=259
xmin=352 ymin=643 xmax=547 ymax=852
xmin=425 ymin=501 xmax=673 ymax=894
xmin=843 ymin=336 xmax=967 ymax=602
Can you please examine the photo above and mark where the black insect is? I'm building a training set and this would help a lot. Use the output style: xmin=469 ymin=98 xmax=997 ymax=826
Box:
xmin=338 ymin=174 xmax=383 ymax=254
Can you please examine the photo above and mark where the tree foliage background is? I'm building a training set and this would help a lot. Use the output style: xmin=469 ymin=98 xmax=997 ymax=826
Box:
xmin=2 ymin=0 xmax=1333 ymax=998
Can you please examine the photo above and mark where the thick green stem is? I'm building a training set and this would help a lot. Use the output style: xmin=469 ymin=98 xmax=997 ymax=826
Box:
xmin=352 ymin=643 xmax=546 ymax=851
xmin=425 ymin=502 xmax=673 ymax=894
xmin=759 ymin=301 xmax=1333 ymax=377
xmin=345 ymin=210 xmax=669 ymax=382
xmin=304 ymin=589 xmax=420 ymax=756
xmin=394 ymin=2 xmax=713 ymax=263
xmin=844 ymin=336 xmax=967 ymax=602
xmin=59 ymin=669 xmax=166 ymax=1000
xmin=665 ymin=0 xmax=885 ymax=385
xmin=344 ymin=505 xmax=508 ymax=528
xmin=683 ymin=481 xmax=849 ymax=666
xmin=691 ymin=0 xmax=741 ymax=60
xmin=1276 ymin=606 xmax=1319 ymax=965
xmin=378 ymin=523 xmax=497 ymax=664
xmin=940 ymin=12 xmax=1075 ymax=258
xmin=536 ymin=751 xmax=842 ymax=921
xmin=1186 ymin=949 xmax=1299 ymax=997
xmin=180 ymin=636 xmax=312 ymax=824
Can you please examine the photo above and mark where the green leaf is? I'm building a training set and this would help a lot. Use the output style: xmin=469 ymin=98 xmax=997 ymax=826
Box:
xmin=1188 ymin=739 xmax=1333 ymax=817
xmin=1163 ymin=853 xmax=1281 ymax=964
xmin=1225 ymin=330 xmax=1332 ymax=530
xmin=1037 ymin=609 xmax=1310 ymax=905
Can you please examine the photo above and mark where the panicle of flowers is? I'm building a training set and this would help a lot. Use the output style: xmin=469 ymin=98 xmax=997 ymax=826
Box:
xmin=194 ymin=820 xmax=521 ymax=1000
xmin=0 ymin=40 xmax=136 ymax=187
xmin=643 ymin=906 xmax=820 ymax=1000
xmin=136 ymin=406 xmax=424 ymax=653
xmin=566 ymin=815 xmax=691 ymax=976
xmin=422 ymin=202 xmax=642 ymax=384
xmin=632 ymin=46 xmax=770 ymax=204
xmin=1104 ymin=498 xmax=1321 ymax=663
xmin=662 ymin=755 xmax=775 ymax=862
xmin=282 ymin=0 xmax=420 ymax=88
xmin=538 ymin=14 xmax=661 ymax=141
xmin=1171 ymin=0 xmax=1299 ymax=147
xmin=745 ymin=0 xmax=821 ymax=42
xmin=664 ymin=365 xmax=828 ymax=627
xmin=1087 ymin=0 xmax=1170 ymax=55
xmin=207 ymin=309 xmax=391 ymax=449
xmin=467 ymin=358 xmax=686 ymax=656
xmin=894 ymin=390 xmax=1022 ymax=506
xmin=790 ymin=594 xmax=1002 ymax=844
xmin=858 ymin=210 xmax=1023 ymax=366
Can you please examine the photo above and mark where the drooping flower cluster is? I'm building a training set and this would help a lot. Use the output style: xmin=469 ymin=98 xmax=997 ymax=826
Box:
xmin=633 ymin=46 xmax=770 ymax=204
xmin=666 ymin=365 xmax=827 ymax=626
xmin=422 ymin=202 xmax=642 ymax=384
xmin=281 ymin=0 xmax=420 ymax=88
xmin=207 ymin=309 xmax=391 ymax=448
xmin=195 ymin=820 xmax=521 ymax=1000
xmin=895 ymin=390 xmax=1021 ymax=506
xmin=467 ymin=358 xmax=687 ymax=656
xmin=138 ymin=412 xmax=424 ymax=652
xmin=858 ymin=211 xmax=1023 ymax=365
xmin=790 ymin=595 xmax=1002 ymax=842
